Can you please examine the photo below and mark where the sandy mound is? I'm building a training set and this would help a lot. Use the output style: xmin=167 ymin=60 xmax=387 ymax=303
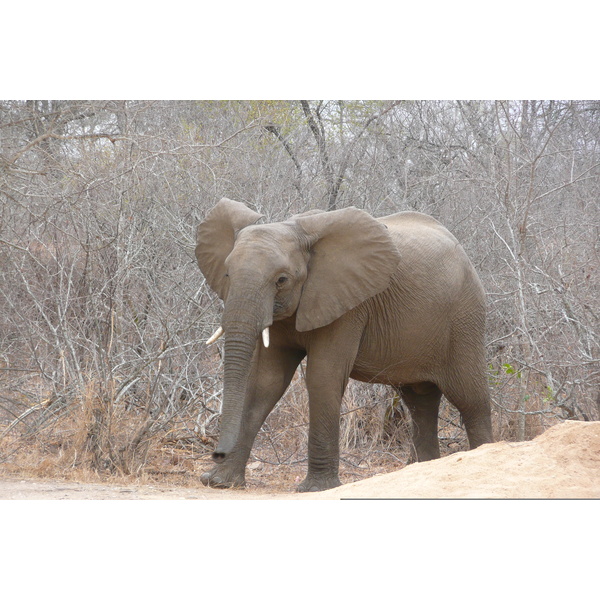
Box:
xmin=313 ymin=420 xmax=600 ymax=499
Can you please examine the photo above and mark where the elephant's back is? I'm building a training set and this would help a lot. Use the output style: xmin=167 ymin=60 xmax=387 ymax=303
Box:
xmin=378 ymin=211 xmax=458 ymax=244
xmin=376 ymin=210 xmax=485 ymax=310
xmin=378 ymin=211 xmax=463 ymax=269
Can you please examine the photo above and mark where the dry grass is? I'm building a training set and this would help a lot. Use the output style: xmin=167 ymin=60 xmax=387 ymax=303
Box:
xmin=0 ymin=361 xmax=576 ymax=492
xmin=0 ymin=371 xmax=423 ymax=489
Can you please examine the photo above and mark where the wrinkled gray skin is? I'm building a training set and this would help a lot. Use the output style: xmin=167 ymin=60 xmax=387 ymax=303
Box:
xmin=195 ymin=198 xmax=493 ymax=492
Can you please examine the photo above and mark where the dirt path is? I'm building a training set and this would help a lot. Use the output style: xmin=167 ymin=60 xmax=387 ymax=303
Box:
xmin=0 ymin=478 xmax=254 ymax=500
xmin=0 ymin=477 xmax=302 ymax=500
xmin=2 ymin=421 xmax=599 ymax=499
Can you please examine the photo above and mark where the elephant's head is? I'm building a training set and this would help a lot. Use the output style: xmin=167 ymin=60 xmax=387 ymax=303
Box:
xmin=195 ymin=198 xmax=400 ymax=461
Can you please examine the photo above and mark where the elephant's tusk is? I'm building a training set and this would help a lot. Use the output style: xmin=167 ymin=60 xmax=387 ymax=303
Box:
xmin=262 ymin=327 xmax=270 ymax=348
xmin=206 ymin=326 xmax=224 ymax=345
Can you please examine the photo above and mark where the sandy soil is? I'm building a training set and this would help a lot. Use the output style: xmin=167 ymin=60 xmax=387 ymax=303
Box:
xmin=1 ymin=420 xmax=599 ymax=499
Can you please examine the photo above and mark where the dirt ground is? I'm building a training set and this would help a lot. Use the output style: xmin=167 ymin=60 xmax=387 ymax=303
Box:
xmin=1 ymin=420 xmax=599 ymax=499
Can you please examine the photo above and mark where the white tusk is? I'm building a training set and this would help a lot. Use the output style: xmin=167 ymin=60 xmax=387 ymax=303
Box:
xmin=262 ymin=327 xmax=270 ymax=348
xmin=206 ymin=326 xmax=224 ymax=345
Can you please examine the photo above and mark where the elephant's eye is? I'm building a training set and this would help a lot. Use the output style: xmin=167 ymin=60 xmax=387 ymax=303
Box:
xmin=276 ymin=275 xmax=288 ymax=286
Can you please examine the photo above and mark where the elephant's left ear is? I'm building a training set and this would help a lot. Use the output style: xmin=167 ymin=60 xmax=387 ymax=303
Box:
xmin=294 ymin=207 xmax=401 ymax=332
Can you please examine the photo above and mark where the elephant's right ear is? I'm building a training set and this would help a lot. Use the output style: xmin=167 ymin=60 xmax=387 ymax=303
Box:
xmin=195 ymin=198 xmax=264 ymax=299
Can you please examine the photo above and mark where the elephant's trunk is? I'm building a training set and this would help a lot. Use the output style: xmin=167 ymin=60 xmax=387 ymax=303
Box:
xmin=212 ymin=333 xmax=256 ymax=461
xmin=212 ymin=288 xmax=273 ymax=461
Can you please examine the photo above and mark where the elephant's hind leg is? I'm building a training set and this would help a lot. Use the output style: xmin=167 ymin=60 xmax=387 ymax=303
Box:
xmin=400 ymin=382 xmax=442 ymax=462
xmin=439 ymin=370 xmax=493 ymax=451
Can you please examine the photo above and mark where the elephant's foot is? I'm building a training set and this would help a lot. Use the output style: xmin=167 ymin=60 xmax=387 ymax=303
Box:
xmin=297 ymin=474 xmax=342 ymax=493
xmin=200 ymin=465 xmax=245 ymax=489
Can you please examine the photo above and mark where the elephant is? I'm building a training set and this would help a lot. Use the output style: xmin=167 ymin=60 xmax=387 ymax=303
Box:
xmin=195 ymin=198 xmax=493 ymax=492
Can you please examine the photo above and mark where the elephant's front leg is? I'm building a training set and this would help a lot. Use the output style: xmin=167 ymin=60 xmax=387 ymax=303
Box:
xmin=298 ymin=329 xmax=361 ymax=493
xmin=201 ymin=345 xmax=304 ymax=489
xmin=297 ymin=382 xmax=344 ymax=493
